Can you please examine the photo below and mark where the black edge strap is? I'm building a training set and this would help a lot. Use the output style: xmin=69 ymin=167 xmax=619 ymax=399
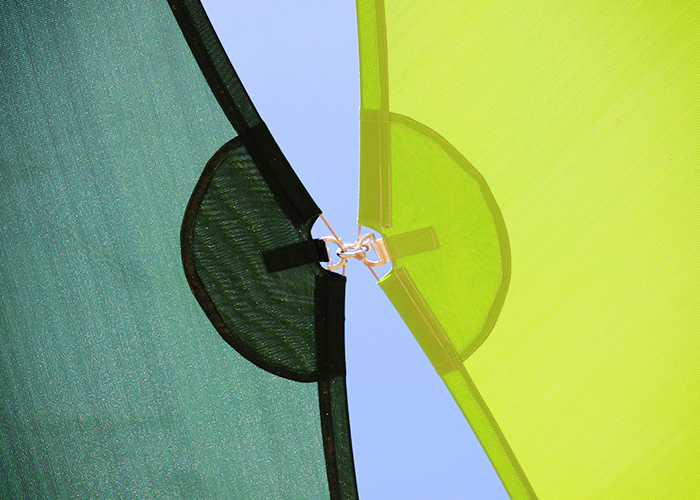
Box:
xmin=319 ymin=378 xmax=359 ymax=500
xmin=169 ymin=1 xmax=320 ymax=227
xmin=262 ymin=239 xmax=329 ymax=273
xmin=315 ymin=274 xmax=347 ymax=381
xmin=240 ymin=123 xmax=320 ymax=226
xmin=319 ymin=379 xmax=341 ymax=500
xmin=168 ymin=0 xmax=258 ymax=132
xmin=318 ymin=378 xmax=359 ymax=500
xmin=314 ymin=239 xmax=330 ymax=262
xmin=316 ymin=274 xmax=350 ymax=499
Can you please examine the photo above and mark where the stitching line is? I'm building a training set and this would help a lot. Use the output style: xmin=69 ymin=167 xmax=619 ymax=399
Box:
xmin=394 ymin=230 xmax=435 ymax=252
xmin=394 ymin=268 xmax=534 ymax=499
xmin=392 ymin=118 xmax=506 ymax=356
xmin=371 ymin=1 xmax=383 ymax=227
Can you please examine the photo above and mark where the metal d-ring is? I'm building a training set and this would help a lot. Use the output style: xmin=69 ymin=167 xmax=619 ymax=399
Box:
xmin=319 ymin=235 xmax=349 ymax=271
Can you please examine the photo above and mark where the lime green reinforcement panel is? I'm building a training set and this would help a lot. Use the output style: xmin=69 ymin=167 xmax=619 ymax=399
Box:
xmin=0 ymin=2 xmax=330 ymax=498
xmin=358 ymin=1 xmax=700 ymax=499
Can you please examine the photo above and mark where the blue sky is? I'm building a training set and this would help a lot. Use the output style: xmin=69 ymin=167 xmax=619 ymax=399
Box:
xmin=199 ymin=2 xmax=509 ymax=498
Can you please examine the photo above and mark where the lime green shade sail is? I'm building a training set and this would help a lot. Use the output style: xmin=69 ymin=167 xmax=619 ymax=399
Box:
xmin=357 ymin=1 xmax=700 ymax=499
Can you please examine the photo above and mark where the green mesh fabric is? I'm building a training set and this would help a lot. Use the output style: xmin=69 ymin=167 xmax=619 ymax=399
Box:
xmin=0 ymin=1 xmax=345 ymax=498
xmin=187 ymin=142 xmax=318 ymax=377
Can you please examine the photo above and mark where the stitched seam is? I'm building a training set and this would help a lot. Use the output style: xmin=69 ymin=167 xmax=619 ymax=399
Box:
xmin=394 ymin=269 xmax=461 ymax=372
xmin=371 ymin=1 xmax=383 ymax=227
xmin=396 ymin=231 xmax=433 ymax=250
xmin=392 ymin=117 xmax=506 ymax=356
xmin=454 ymin=364 xmax=537 ymax=499
xmin=395 ymin=269 xmax=534 ymax=499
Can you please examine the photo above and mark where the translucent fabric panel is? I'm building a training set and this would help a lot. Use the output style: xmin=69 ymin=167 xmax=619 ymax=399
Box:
xmin=357 ymin=1 xmax=700 ymax=499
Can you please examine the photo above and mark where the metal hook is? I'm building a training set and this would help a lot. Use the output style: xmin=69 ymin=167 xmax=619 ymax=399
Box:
xmin=320 ymin=232 xmax=390 ymax=271
xmin=317 ymin=216 xmax=389 ymax=279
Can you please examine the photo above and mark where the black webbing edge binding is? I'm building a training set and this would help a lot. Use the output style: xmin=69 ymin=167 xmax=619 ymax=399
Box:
xmin=316 ymin=274 xmax=358 ymax=500
xmin=263 ymin=239 xmax=329 ymax=273
xmin=168 ymin=0 xmax=319 ymax=226
xmin=318 ymin=379 xmax=341 ymax=498
xmin=315 ymin=274 xmax=347 ymax=381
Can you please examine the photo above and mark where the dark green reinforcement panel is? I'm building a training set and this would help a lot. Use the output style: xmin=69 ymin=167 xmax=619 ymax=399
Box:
xmin=181 ymin=139 xmax=356 ymax=499
xmin=0 ymin=0 xmax=358 ymax=499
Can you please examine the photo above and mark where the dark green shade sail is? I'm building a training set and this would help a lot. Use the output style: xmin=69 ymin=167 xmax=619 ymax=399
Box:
xmin=0 ymin=1 xmax=357 ymax=498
